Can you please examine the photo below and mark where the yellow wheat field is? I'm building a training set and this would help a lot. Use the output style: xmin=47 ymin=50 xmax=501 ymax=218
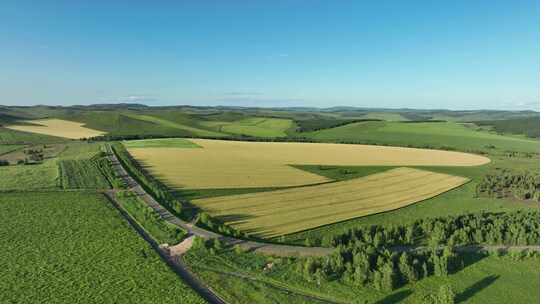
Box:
xmin=127 ymin=138 xmax=489 ymax=189
xmin=6 ymin=119 xmax=105 ymax=139
xmin=193 ymin=168 xmax=469 ymax=238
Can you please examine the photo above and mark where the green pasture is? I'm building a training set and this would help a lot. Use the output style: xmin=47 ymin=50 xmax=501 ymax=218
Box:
xmin=202 ymin=117 xmax=294 ymax=137
xmin=304 ymin=121 xmax=540 ymax=153
xmin=0 ymin=160 xmax=59 ymax=191
xmin=123 ymin=138 xmax=201 ymax=148
xmin=0 ymin=191 xmax=204 ymax=304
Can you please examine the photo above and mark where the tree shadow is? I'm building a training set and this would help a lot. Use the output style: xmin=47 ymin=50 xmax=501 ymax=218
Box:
xmin=216 ymin=213 xmax=254 ymax=223
xmin=451 ymin=252 xmax=488 ymax=275
xmin=456 ymin=275 xmax=499 ymax=303
xmin=374 ymin=289 xmax=413 ymax=304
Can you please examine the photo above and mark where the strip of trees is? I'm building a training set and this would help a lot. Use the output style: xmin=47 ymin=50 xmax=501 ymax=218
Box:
xmin=299 ymin=244 xmax=460 ymax=292
xmin=317 ymin=211 xmax=540 ymax=249
xmin=299 ymin=210 xmax=540 ymax=292
xmin=111 ymin=143 xmax=184 ymax=216
xmin=476 ymin=169 xmax=540 ymax=201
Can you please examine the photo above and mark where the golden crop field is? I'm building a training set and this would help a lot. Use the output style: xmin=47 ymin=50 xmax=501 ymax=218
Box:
xmin=6 ymin=119 xmax=105 ymax=139
xmin=193 ymin=167 xmax=469 ymax=238
xmin=127 ymin=138 xmax=489 ymax=189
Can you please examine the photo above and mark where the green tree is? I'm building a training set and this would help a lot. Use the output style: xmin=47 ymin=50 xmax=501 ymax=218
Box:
xmin=436 ymin=284 xmax=455 ymax=304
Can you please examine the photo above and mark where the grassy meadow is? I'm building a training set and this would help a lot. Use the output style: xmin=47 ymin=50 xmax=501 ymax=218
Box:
xmin=201 ymin=117 xmax=294 ymax=137
xmin=194 ymin=168 xmax=468 ymax=238
xmin=0 ymin=144 xmax=24 ymax=155
xmin=0 ymin=191 xmax=204 ymax=304
xmin=0 ymin=160 xmax=59 ymax=191
xmin=123 ymin=113 xmax=225 ymax=137
xmin=303 ymin=121 xmax=540 ymax=153
xmin=123 ymin=138 xmax=201 ymax=148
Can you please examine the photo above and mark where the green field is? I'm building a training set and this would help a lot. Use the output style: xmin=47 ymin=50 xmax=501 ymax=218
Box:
xmin=202 ymin=117 xmax=294 ymax=137
xmin=360 ymin=112 xmax=409 ymax=121
xmin=303 ymin=121 xmax=540 ymax=153
xmin=59 ymin=158 xmax=112 ymax=189
xmin=115 ymin=192 xmax=187 ymax=245
xmin=124 ymin=113 xmax=226 ymax=137
xmin=123 ymin=138 xmax=201 ymax=148
xmin=0 ymin=144 xmax=23 ymax=155
xmin=5 ymin=104 xmax=540 ymax=303
xmin=0 ymin=160 xmax=59 ymax=191
xmin=0 ymin=191 xmax=204 ymax=304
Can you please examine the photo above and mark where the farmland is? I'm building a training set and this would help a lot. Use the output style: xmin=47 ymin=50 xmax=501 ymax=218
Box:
xmin=0 ymin=159 xmax=59 ymax=191
xmin=123 ymin=113 xmax=226 ymax=137
xmin=123 ymin=138 xmax=201 ymax=148
xmin=0 ymin=127 xmax=67 ymax=144
xmin=193 ymin=168 xmax=468 ymax=237
xmin=5 ymin=118 xmax=105 ymax=139
xmin=201 ymin=117 xmax=294 ymax=137
xmin=0 ymin=191 xmax=205 ymax=304
xmin=59 ymin=158 xmax=112 ymax=189
xmin=5 ymin=104 xmax=540 ymax=304
xmin=126 ymin=138 xmax=488 ymax=189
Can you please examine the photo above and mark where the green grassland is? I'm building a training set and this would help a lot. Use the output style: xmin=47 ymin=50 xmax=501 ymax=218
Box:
xmin=115 ymin=192 xmax=187 ymax=245
xmin=59 ymin=142 xmax=103 ymax=159
xmin=57 ymin=143 xmax=117 ymax=190
xmin=59 ymin=158 xmax=112 ymax=189
xmin=123 ymin=113 xmax=226 ymax=137
xmin=0 ymin=160 xmax=59 ymax=191
xmin=201 ymin=117 xmax=294 ymax=137
xmin=302 ymin=121 xmax=540 ymax=153
xmin=0 ymin=144 xmax=24 ymax=155
xmin=123 ymin=138 xmax=201 ymax=148
xmin=58 ymin=111 xmax=195 ymax=137
xmin=360 ymin=112 xmax=409 ymax=121
xmin=0 ymin=142 xmax=113 ymax=191
xmin=0 ymin=191 xmax=204 ymax=304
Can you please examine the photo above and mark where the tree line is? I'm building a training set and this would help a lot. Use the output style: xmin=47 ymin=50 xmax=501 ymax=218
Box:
xmin=476 ymin=169 xmax=540 ymax=201
xmin=111 ymin=143 xmax=185 ymax=216
xmin=299 ymin=244 xmax=460 ymax=292
xmin=315 ymin=210 xmax=540 ymax=249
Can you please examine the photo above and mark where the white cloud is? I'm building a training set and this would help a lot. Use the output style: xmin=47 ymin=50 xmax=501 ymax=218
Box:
xmin=107 ymin=94 xmax=157 ymax=103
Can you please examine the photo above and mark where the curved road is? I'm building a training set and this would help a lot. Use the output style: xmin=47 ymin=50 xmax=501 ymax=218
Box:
xmin=105 ymin=144 xmax=334 ymax=257
xmin=104 ymin=144 xmax=338 ymax=304
xmin=104 ymin=191 xmax=227 ymax=304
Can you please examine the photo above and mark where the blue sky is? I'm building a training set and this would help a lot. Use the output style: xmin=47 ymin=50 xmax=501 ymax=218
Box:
xmin=1 ymin=1 xmax=540 ymax=110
